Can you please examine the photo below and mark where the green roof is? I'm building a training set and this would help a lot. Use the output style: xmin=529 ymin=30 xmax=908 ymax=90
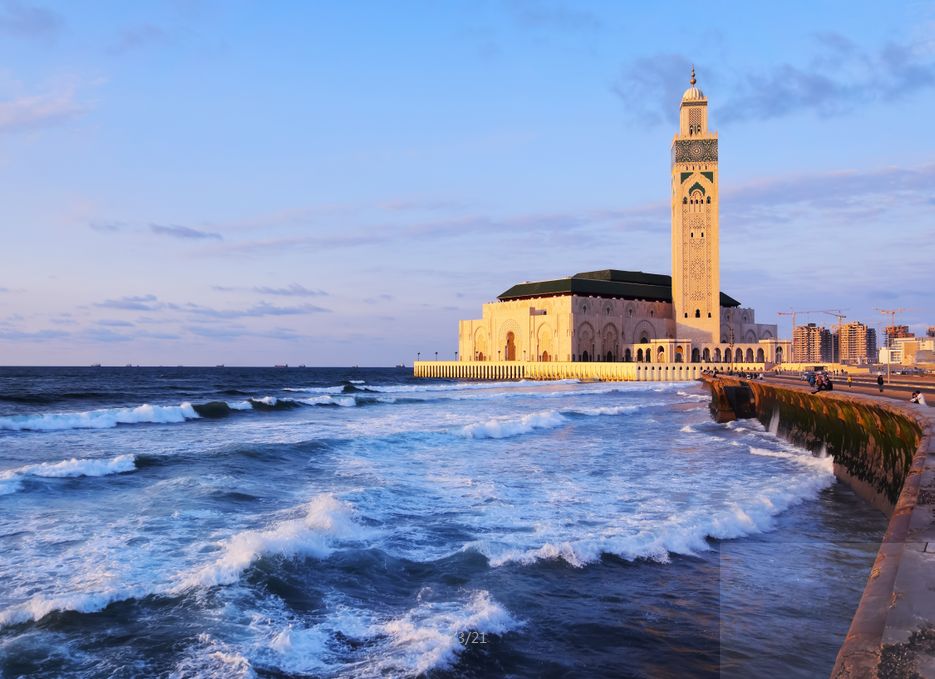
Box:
xmin=497 ymin=269 xmax=741 ymax=307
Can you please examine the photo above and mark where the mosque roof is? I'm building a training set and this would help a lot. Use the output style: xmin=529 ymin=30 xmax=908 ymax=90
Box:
xmin=497 ymin=269 xmax=742 ymax=307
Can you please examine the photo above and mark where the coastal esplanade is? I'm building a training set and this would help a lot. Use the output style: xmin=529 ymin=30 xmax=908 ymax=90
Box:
xmin=415 ymin=68 xmax=790 ymax=381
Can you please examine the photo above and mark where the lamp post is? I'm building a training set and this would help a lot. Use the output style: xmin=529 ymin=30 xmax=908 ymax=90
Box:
xmin=417 ymin=352 xmax=421 ymax=363
xmin=434 ymin=351 xmax=438 ymax=361
xmin=455 ymin=351 xmax=458 ymax=362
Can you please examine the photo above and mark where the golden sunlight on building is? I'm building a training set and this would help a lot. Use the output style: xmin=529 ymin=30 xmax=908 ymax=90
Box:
xmin=416 ymin=68 xmax=790 ymax=381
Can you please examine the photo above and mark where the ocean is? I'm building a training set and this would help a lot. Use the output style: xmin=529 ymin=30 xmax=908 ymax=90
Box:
xmin=0 ymin=367 xmax=886 ymax=678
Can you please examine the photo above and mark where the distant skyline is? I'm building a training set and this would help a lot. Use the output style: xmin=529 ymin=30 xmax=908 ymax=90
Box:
xmin=1 ymin=0 xmax=933 ymax=366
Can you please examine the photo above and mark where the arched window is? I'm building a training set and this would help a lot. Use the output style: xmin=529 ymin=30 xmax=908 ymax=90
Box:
xmin=683 ymin=197 xmax=687 ymax=204
xmin=706 ymin=197 xmax=711 ymax=204
xmin=695 ymin=309 xmax=700 ymax=318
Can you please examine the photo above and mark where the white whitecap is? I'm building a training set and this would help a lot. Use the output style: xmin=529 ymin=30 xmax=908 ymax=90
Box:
xmin=0 ymin=403 xmax=199 ymax=432
xmin=0 ymin=454 xmax=137 ymax=496
xmin=177 ymin=494 xmax=371 ymax=590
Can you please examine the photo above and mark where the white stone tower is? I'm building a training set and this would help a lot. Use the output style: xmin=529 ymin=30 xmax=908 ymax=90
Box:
xmin=671 ymin=66 xmax=720 ymax=344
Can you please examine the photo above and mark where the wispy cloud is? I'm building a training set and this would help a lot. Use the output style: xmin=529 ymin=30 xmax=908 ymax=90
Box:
xmin=150 ymin=224 xmax=222 ymax=240
xmin=108 ymin=23 xmax=166 ymax=55
xmin=0 ymin=328 xmax=68 ymax=341
xmin=89 ymin=221 xmax=127 ymax=233
xmin=168 ymin=301 xmax=330 ymax=319
xmin=0 ymin=0 xmax=62 ymax=40
xmin=615 ymin=35 xmax=935 ymax=126
xmin=0 ymin=86 xmax=86 ymax=133
xmin=95 ymin=294 xmax=161 ymax=311
xmin=504 ymin=0 xmax=602 ymax=33
xmin=213 ymin=283 xmax=328 ymax=297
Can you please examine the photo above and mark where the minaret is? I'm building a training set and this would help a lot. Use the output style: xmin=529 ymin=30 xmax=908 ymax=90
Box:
xmin=671 ymin=66 xmax=720 ymax=344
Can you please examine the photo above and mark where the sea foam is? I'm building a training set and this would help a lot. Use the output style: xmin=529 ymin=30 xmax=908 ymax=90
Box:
xmin=0 ymin=454 xmax=137 ymax=495
xmin=178 ymin=494 xmax=370 ymax=590
xmin=0 ymin=403 xmax=199 ymax=432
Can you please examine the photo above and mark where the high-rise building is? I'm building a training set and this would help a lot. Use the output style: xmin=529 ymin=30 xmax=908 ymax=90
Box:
xmin=884 ymin=325 xmax=913 ymax=346
xmin=793 ymin=323 xmax=833 ymax=363
xmin=837 ymin=321 xmax=876 ymax=365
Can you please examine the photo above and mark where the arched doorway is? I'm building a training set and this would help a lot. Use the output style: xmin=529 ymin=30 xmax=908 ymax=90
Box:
xmin=636 ymin=348 xmax=643 ymax=362
xmin=505 ymin=332 xmax=516 ymax=361
xmin=476 ymin=352 xmax=485 ymax=361
xmin=776 ymin=347 xmax=784 ymax=364
xmin=713 ymin=348 xmax=721 ymax=362
xmin=605 ymin=351 xmax=613 ymax=362
xmin=702 ymin=348 xmax=710 ymax=362
xmin=691 ymin=348 xmax=700 ymax=363
xmin=582 ymin=350 xmax=590 ymax=362
xmin=756 ymin=348 xmax=765 ymax=362
xmin=656 ymin=346 xmax=666 ymax=363
xmin=625 ymin=348 xmax=632 ymax=362
xmin=541 ymin=351 xmax=550 ymax=362
xmin=735 ymin=348 xmax=743 ymax=363
xmin=675 ymin=346 xmax=684 ymax=363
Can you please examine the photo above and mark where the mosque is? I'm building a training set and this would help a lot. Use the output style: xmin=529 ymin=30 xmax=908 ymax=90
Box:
xmin=453 ymin=68 xmax=787 ymax=370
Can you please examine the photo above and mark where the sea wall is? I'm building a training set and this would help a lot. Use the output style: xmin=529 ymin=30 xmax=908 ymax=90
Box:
xmin=413 ymin=360 xmax=765 ymax=381
xmin=703 ymin=375 xmax=935 ymax=678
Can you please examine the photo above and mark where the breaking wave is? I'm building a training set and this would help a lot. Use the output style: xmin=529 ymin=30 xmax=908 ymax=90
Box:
xmin=0 ymin=403 xmax=199 ymax=432
xmin=177 ymin=494 xmax=372 ymax=590
xmin=477 ymin=456 xmax=836 ymax=568
xmin=460 ymin=403 xmax=646 ymax=439
xmin=256 ymin=590 xmax=519 ymax=677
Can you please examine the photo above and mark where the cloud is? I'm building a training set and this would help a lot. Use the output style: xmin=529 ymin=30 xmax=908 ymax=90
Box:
xmin=721 ymin=163 xmax=935 ymax=230
xmin=96 ymin=319 xmax=134 ymax=327
xmin=89 ymin=221 xmax=127 ymax=233
xmin=0 ymin=1 xmax=62 ymax=39
xmin=0 ymin=87 xmax=86 ymax=133
xmin=364 ymin=293 xmax=395 ymax=304
xmin=213 ymin=283 xmax=328 ymax=297
xmin=613 ymin=53 xmax=692 ymax=126
xmin=108 ymin=23 xmax=166 ymax=55
xmin=615 ymin=36 xmax=935 ymax=126
xmin=0 ymin=328 xmax=68 ymax=341
xmin=169 ymin=301 xmax=330 ymax=319
xmin=150 ymin=223 xmax=222 ymax=240
xmin=504 ymin=0 xmax=602 ymax=33
xmin=95 ymin=294 xmax=161 ymax=311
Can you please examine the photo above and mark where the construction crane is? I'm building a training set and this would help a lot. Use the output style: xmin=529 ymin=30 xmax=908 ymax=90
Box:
xmin=875 ymin=307 xmax=912 ymax=384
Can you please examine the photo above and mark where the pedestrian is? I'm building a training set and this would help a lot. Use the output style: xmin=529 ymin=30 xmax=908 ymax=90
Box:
xmin=847 ymin=376 xmax=853 ymax=389
xmin=877 ymin=375 xmax=884 ymax=392
xmin=910 ymin=391 xmax=927 ymax=406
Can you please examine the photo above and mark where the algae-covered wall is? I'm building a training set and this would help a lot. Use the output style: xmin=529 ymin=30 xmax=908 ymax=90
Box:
xmin=705 ymin=377 xmax=923 ymax=512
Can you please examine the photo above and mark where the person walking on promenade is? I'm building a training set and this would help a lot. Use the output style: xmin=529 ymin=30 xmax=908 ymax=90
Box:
xmin=847 ymin=375 xmax=853 ymax=389
xmin=877 ymin=374 xmax=885 ymax=392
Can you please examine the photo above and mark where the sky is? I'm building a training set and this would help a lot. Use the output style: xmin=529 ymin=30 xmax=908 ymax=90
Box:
xmin=0 ymin=0 xmax=933 ymax=366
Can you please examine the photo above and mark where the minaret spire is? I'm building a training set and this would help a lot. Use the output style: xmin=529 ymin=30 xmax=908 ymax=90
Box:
xmin=690 ymin=64 xmax=696 ymax=86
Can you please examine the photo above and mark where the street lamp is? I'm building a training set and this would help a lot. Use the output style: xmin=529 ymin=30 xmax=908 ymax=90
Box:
xmin=417 ymin=352 xmax=421 ymax=362
xmin=434 ymin=351 xmax=438 ymax=361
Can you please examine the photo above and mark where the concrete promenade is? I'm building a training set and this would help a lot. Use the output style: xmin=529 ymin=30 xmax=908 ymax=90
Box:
xmin=706 ymin=374 xmax=935 ymax=678
xmin=413 ymin=360 xmax=766 ymax=381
